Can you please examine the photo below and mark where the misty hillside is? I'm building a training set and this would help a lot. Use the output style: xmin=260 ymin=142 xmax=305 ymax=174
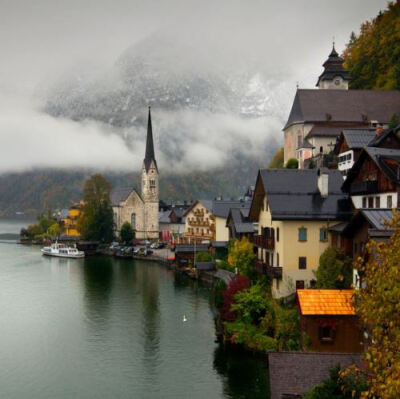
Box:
xmin=0 ymin=33 xmax=286 ymax=216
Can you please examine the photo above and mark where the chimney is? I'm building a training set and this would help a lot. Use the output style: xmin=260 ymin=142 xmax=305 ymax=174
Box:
xmin=376 ymin=127 xmax=384 ymax=136
xmin=317 ymin=169 xmax=329 ymax=198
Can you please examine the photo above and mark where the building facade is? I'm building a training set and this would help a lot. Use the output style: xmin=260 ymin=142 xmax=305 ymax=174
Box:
xmin=249 ymin=169 xmax=352 ymax=298
xmin=111 ymin=107 xmax=159 ymax=239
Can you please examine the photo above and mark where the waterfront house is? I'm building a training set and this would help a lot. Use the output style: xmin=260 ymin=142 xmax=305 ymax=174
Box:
xmin=249 ymin=168 xmax=352 ymax=298
xmin=60 ymin=203 xmax=83 ymax=237
xmin=297 ymin=289 xmax=363 ymax=353
xmin=283 ymin=45 xmax=400 ymax=166
xmin=183 ymin=199 xmax=251 ymax=243
xmin=159 ymin=208 xmax=186 ymax=242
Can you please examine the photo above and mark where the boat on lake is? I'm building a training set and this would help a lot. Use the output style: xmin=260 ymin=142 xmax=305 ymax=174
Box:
xmin=41 ymin=242 xmax=85 ymax=259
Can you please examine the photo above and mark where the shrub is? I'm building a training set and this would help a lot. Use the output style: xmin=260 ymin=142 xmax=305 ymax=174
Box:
xmin=120 ymin=222 xmax=134 ymax=244
xmin=285 ymin=158 xmax=298 ymax=169
xmin=195 ymin=251 xmax=212 ymax=262
xmin=221 ymin=275 xmax=250 ymax=321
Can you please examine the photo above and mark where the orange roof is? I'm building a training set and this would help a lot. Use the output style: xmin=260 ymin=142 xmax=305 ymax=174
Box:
xmin=297 ymin=289 xmax=356 ymax=316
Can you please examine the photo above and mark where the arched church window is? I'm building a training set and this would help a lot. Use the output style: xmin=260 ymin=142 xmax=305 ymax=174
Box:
xmin=320 ymin=146 xmax=323 ymax=153
xmin=131 ymin=213 xmax=136 ymax=229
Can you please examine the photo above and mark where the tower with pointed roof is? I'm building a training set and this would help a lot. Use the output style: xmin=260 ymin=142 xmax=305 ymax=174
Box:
xmin=141 ymin=106 xmax=159 ymax=239
xmin=316 ymin=44 xmax=351 ymax=90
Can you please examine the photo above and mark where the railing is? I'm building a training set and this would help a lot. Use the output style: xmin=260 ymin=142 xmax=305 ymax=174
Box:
xmin=188 ymin=219 xmax=210 ymax=227
xmin=251 ymin=235 xmax=275 ymax=250
xmin=350 ymin=180 xmax=378 ymax=195
xmin=254 ymin=261 xmax=282 ymax=279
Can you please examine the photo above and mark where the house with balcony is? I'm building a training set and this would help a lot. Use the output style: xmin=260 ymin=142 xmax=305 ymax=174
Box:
xmin=183 ymin=199 xmax=251 ymax=244
xmin=343 ymin=146 xmax=400 ymax=209
xmin=334 ymin=126 xmax=400 ymax=178
xmin=249 ymin=168 xmax=352 ymax=298
xmin=226 ymin=207 xmax=256 ymax=240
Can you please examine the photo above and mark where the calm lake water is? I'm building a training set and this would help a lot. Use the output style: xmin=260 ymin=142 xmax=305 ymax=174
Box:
xmin=0 ymin=219 xmax=269 ymax=399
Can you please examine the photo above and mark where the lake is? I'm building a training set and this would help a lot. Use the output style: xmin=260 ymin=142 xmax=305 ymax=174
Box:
xmin=0 ymin=219 xmax=269 ymax=398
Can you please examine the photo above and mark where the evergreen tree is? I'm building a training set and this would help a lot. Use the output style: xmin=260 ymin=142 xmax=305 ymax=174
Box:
xmin=268 ymin=147 xmax=284 ymax=169
xmin=120 ymin=222 xmax=134 ymax=244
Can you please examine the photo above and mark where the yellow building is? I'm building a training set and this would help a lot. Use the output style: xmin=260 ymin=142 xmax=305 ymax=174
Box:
xmin=61 ymin=203 xmax=83 ymax=237
xmin=249 ymin=169 xmax=352 ymax=298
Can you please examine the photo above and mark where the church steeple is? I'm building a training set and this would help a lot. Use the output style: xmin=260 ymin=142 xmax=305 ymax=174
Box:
xmin=316 ymin=43 xmax=351 ymax=89
xmin=144 ymin=106 xmax=158 ymax=172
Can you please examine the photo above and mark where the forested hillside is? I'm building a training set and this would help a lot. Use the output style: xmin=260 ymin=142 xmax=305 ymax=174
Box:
xmin=343 ymin=0 xmax=400 ymax=90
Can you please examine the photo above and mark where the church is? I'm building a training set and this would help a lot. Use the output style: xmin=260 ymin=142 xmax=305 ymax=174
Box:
xmin=111 ymin=107 xmax=159 ymax=240
xmin=284 ymin=44 xmax=400 ymax=168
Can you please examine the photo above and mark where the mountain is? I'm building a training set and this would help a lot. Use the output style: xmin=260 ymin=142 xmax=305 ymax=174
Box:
xmin=1 ymin=32 xmax=289 ymax=216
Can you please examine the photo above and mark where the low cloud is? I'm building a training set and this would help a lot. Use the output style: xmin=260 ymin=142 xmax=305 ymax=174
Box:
xmin=0 ymin=93 xmax=284 ymax=175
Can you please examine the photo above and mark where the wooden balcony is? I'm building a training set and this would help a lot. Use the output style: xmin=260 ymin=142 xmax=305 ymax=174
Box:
xmin=188 ymin=219 xmax=210 ymax=227
xmin=251 ymin=235 xmax=275 ymax=250
xmin=350 ymin=180 xmax=378 ymax=195
xmin=254 ymin=261 xmax=282 ymax=279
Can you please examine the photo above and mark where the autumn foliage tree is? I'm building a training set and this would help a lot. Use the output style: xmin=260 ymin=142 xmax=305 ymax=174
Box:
xmin=343 ymin=1 xmax=400 ymax=90
xmin=221 ymin=275 xmax=250 ymax=321
xmin=77 ymin=174 xmax=114 ymax=243
xmin=351 ymin=212 xmax=400 ymax=398
xmin=228 ymin=237 xmax=256 ymax=278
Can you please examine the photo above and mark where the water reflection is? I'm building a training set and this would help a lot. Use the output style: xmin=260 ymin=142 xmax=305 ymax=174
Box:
xmin=213 ymin=343 xmax=270 ymax=399
xmin=82 ymin=256 xmax=114 ymax=328
xmin=139 ymin=264 xmax=161 ymax=380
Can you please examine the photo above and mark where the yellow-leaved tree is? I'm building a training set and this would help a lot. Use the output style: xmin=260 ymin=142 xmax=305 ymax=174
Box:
xmin=227 ymin=237 xmax=256 ymax=278
xmin=351 ymin=211 xmax=400 ymax=398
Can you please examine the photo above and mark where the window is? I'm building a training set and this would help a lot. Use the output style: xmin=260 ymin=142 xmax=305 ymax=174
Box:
xmin=150 ymin=179 xmax=156 ymax=189
xmin=299 ymin=257 xmax=307 ymax=269
xmin=387 ymin=195 xmax=393 ymax=208
xmin=368 ymin=197 xmax=374 ymax=208
xmin=277 ymin=253 xmax=279 ymax=266
xmin=319 ymin=326 xmax=334 ymax=342
xmin=320 ymin=146 xmax=323 ymax=153
xmin=270 ymin=252 xmax=274 ymax=267
xmin=362 ymin=197 xmax=367 ymax=208
xmin=277 ymin=227 xmax=280 ymax=242
xmin=298 ymin=227 xmax=307 ymax=242
xmin=296 ymin=280 xmax=305 ymax=289
xmin=131 ymin=213 xmax=136 ymax=229
xmin=375 ymin=197 xmax=380 ymax=208
xmin=320 ymin=228 xmax=328 ymax=242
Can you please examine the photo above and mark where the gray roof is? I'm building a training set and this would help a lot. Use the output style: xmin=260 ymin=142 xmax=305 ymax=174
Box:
xmin=306 ymin=125 xmax=344 ymax=139
xmin=60 ymin=209 xmax=69 ymax=219
xmin=269 ymin=352 xmax=361 ymax=399
xmin=228 ymin=207 xmax=255 ymax=233
xmin=284 ymin=89 xmax=400 ymax=130
xmin=361 ymin=209 xmax=394 ymax=230
xmin=110 ymin=187 xmax=139 ymax=206
xmin=159 ymin=210 xmax=172 ymax=224
xmin=341 ymin=129 xmax=376 ymax=149
xmin=175 ymin=244 xmax=209 ymax=253
xmin=212 ymin=200 xmax=250 ymax=218
xmin=328 ymin=221 xmax=349 ymax=233
xmin=252 ymin=169 xmax=352 ymax=221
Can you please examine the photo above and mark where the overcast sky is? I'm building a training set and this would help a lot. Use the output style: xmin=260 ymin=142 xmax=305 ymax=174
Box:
xmin=0 ymin=0 xmax=389 ymax=173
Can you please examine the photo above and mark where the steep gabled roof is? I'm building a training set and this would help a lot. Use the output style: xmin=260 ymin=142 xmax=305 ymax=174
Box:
xmin=226 ymin=207 xmax=255 ymax=234
xmin=284 ymin=89 xmax=400 ymax=130
xmin=143 ymin=107 xmax=158 ymax=172
xmin=111 ymin=187 xmax=142 ymax=206
xmin=343 ymin=147 xmax=400 ymax=190
xmin=341 ymin=129 xmax=376 ymax=149
xmin=249 ymin=169 xmax=352 ymax=221
xmin=368 ymin=126 xmax=400 ymax=147
xmin=297 ymin=289 xmax=356 ymax=316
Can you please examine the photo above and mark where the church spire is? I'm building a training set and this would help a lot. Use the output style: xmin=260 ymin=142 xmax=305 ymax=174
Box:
xmin=143 ymin=106 xmax=158 ymax=172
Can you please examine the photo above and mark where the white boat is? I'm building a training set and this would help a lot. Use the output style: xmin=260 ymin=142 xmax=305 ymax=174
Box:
xmin=41 ymin=242 xmax=85 ymax=259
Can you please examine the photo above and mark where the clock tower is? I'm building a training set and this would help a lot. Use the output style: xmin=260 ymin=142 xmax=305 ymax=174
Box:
xmin=141 ymin=106 xmax=159 ymax=239
xmin=316 ymin=44 xmax=351 ymax=90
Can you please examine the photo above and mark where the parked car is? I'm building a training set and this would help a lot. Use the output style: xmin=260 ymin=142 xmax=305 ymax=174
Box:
xmin=135 ymin=247 xmax=153 ymax=256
